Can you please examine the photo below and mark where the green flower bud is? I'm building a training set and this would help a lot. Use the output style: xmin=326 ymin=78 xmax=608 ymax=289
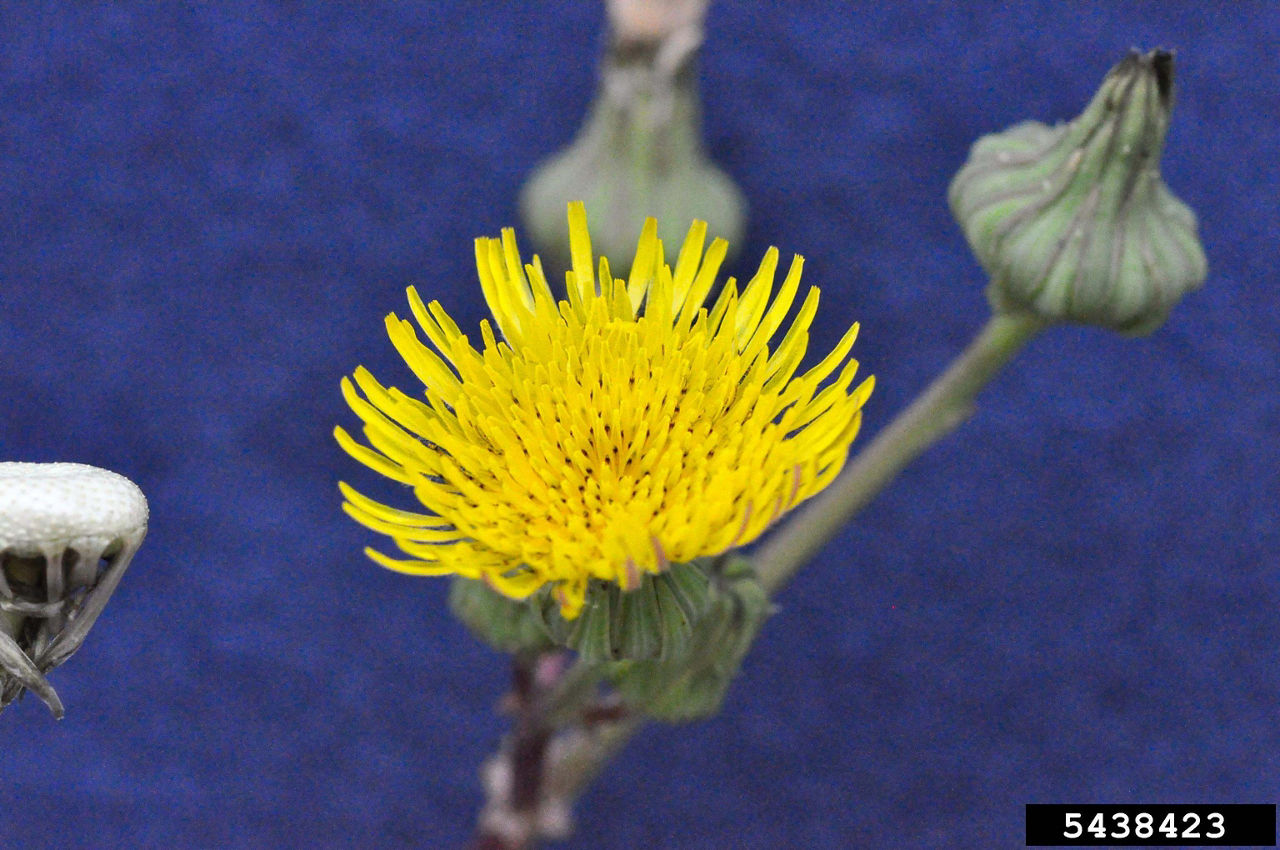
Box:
xmin=519 ymin=13 xmax=745 ymax=272
xmin=610 ymin=555 xmax=770 ymax=722
xmin=535 ymin=560 xmax=712 ymax=663
xmin=949 ymin=49 xmax=1207 ymax=335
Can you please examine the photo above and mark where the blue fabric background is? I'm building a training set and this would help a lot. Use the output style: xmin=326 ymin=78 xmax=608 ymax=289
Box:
xmin=1 ymin=2 xmax=1276 ymax=848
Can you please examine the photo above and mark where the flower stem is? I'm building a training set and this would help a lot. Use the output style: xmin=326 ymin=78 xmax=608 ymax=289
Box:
xmin=546 ymin=716 xmax=645 ymax=801
xmin=469 ymin=655 xmax=610 ymax=849
xmin=753 ymin=312 xmax=1046 ymax=593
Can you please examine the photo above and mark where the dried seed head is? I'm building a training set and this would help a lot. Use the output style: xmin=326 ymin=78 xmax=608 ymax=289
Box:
xmin=0 ymin=462 xmax=148 ymax=718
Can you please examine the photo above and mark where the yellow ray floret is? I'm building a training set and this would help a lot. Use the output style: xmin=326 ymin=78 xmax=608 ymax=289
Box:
xmin=335 ymin=202 xmax=874 ymax=618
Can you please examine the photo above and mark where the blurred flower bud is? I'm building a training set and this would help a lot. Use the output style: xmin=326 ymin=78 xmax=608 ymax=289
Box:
xmin=949 ymin=49 xmax=1207 ymax=335
xmin=0 ymin=462 xmax=147 ymax=718
xmin=519 ymin=0 xmax=745 ymax=272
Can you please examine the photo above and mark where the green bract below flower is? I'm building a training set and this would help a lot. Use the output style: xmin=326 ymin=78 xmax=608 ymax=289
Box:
xmin=335 ymin=203 xmax=873 ymax=619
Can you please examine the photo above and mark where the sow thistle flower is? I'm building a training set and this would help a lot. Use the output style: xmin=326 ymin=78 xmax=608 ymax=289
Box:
xmin=335 ymin=202 xmax=873 ymax=620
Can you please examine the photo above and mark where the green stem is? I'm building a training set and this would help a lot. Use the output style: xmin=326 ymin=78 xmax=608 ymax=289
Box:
xmin=753 ymin=311 xmax=1046 ymax=594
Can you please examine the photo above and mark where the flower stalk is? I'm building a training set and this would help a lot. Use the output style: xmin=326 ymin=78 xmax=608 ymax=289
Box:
xmin=753 ymin=312 xmax=1045 ymax=593
xmin=470 ymin=653 xmax=611 ymax=849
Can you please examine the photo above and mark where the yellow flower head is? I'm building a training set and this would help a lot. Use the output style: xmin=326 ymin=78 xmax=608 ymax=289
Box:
xmin=335 ymin=203 xmax=873 ymax=619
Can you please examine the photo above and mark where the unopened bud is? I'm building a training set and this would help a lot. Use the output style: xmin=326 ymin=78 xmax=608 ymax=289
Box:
xmin=949 ymin=49 xmax=1207 ymax=335
xmin=519 ymin=3 xmax=745 ymax=272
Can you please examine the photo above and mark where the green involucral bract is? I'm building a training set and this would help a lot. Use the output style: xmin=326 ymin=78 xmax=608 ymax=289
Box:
xmin=609 ymin=555 xmax=770 ymax=723
xmin=535 ymin=560 xmax=713 ymax=663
